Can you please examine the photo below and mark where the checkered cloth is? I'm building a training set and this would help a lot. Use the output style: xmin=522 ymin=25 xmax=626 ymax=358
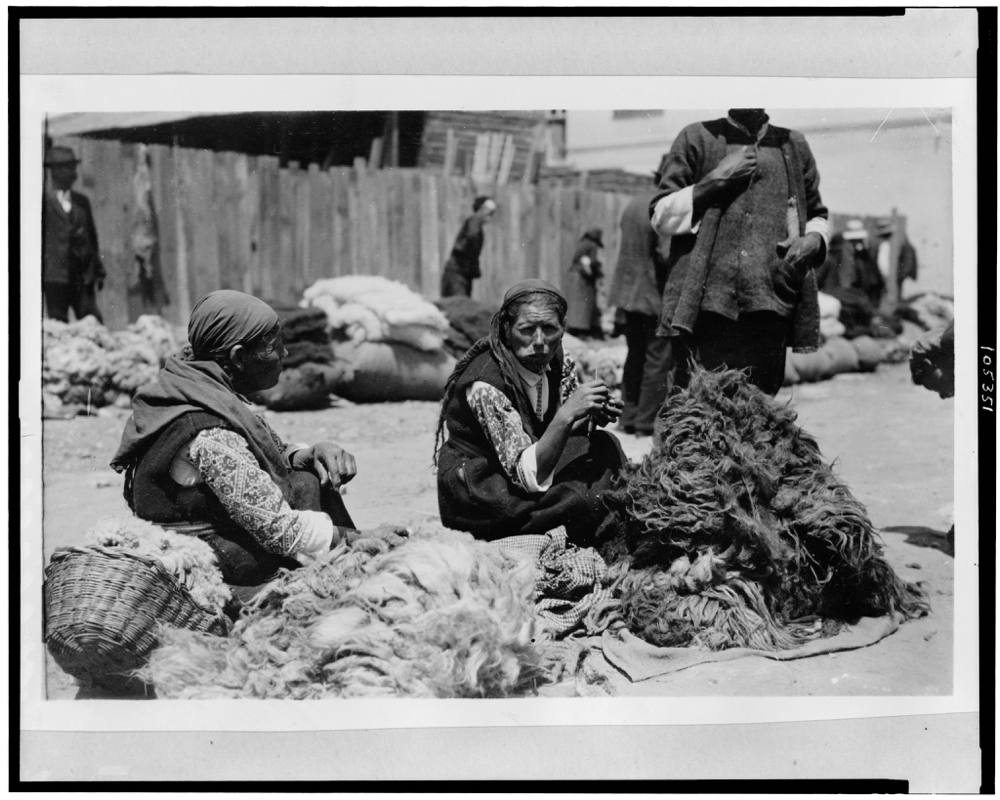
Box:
xmin=492 ymin=526 xmax=620 ymax=638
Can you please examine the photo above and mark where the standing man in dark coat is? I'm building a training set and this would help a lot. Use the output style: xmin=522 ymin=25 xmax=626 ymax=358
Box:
xmin=608 ymin=181 xmax=671 ymax=435
xmin=650 ymin=108 xmax=830 ymax=396
xmin=875 ymin=217 xmax=919 ymax=300
xmin=43 ymin=146 xmax=106 ymax=323
xmin=440 ymin=196 xmax=497 ymax=298
xmin=565 ymin=228 xmax=605 ymax=338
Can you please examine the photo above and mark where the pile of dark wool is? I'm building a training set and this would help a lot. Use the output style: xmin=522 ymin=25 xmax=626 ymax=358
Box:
xmin=604 ymin=368 xmax=928 ymax=651
xmin=273 ymin=306 xmax=331 ymax=344
xmin=435 ymin=296 xmax=497 ymax=357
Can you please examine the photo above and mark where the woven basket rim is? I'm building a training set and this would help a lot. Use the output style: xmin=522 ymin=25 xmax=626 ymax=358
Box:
xmin=45 ymin=544 xmax=228 ymax=627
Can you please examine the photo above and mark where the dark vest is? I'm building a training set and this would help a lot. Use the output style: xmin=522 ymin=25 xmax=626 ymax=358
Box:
xmin=441 ymin=349 xmax=563 ymax=466
xmin=127 ymin=411 xmax=238 ymax=527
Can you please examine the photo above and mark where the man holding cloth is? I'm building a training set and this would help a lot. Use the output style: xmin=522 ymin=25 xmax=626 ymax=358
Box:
xmin=650 ymin=108 xmax=830 ymax=396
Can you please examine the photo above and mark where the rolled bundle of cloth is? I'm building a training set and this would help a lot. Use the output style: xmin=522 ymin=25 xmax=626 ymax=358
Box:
xmin=137 ymin=528 xmax=550 ymax=699
xmin=302 ymin=276 xmax=450 ymax=353
xmin=604 ymin=368 xmax=928 ymax=652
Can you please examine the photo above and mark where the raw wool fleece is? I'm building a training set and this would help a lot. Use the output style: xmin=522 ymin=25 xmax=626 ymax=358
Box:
xmin=85 ymin=515 xmax=231 ymax=615
xmin=605 ymin=368 xmax=928 ymax=651
xmin=561 ymin=333 xmax=627 ymax=392
xmin=302 ymin=276 xmax=449 ymax=352
xmin=138 ymin=527 xmax=548 ymax=699
xmin=43 ymin=314 xmax=179 ymax=410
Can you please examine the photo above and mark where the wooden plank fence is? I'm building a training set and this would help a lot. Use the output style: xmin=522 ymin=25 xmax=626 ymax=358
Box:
xmin=51 ymin=136 xmax=637 ymax=330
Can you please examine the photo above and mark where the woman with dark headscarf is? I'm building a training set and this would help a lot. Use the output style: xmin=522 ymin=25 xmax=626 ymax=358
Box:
xmin=111 ymin=290 xmax=405 ymax=589
xmin=434 ymin=279 xmax=625 ymax=544
xmin=565 ymin=228 xmax=605 ymax=337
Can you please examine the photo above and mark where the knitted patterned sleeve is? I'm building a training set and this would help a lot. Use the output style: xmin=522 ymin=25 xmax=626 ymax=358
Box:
xmin=188 ymin=427 xmax=333 ymax=561
xmin=560 ymin=352 xmax=580 ymax=402
xmin=465 ymin=382 xmax=534 ymax=490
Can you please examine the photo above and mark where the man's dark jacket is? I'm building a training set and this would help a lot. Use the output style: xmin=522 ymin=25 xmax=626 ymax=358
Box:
xmin=43 ymin=190 xmax=105 ymax=285
xmin=608 ymin=191 xmax=667 ymax=317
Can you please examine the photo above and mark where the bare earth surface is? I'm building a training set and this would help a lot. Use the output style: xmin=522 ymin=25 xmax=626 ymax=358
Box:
xmin=40 ymin=361 xmax=955 ymax=699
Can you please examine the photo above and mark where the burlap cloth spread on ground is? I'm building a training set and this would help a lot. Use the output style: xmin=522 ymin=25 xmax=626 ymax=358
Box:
xmin=491 ymin=527 xmax=616 ymax=637
xmin=602 ymin=613 xmax=901 ymax=682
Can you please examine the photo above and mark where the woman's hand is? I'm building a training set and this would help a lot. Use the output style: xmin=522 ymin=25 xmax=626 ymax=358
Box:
xmin=346 ymin=525 xmax=410 ymax=549
xmin=593 ymin=395 xmax=624 ymax=428
xmin=310 ymin=442 xmax=357 ymax=488
xmin=557 ymin=379 xmax=614 ymax=426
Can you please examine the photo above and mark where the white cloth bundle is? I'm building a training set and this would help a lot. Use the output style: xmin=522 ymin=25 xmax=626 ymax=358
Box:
xmin=301 ymin=276 xmax=449 ymax=352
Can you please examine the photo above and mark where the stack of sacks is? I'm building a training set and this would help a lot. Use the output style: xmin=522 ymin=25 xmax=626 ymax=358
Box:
xmin=605 ymin=368 xmax=927 ymax=651
xmin=43 ymin=315 xmax=178 ymax=413
xmin=562 ymin=333 xmax=627 ymax=392
xmin=301 ymin=276 xmax=455 ymax=403
xmin=85 ymin=515 xmax=232 ymax=616
xmin=302 ymin=276 xmax=449 ymax=352
xmin=783 ymin=334 xmax=890 ymax=386
xmin=900 ymin=293 xmax=954 ymax=331
xmin=248 ymin=307 xmax=350 ymax=411
xmin=435 ymin=296 xmax=497 ymax=358
xmin=138 ymin=528 xmax=550 ymax=699
xmin=818 ymin=291 xmax=846 ymax=340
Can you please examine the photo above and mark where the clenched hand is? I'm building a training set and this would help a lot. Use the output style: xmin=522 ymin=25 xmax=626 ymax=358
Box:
xmin=309 ymin=442 xmax=357 ymax=488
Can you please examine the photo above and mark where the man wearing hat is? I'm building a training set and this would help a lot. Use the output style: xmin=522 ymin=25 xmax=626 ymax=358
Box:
xmin=43 ymin=146 xmax=106 ymax=323
xmin=841 ymin=219 xmax=885 ymax=309
xmin=875 ymin=217 xmax=919 ymax=301
xmin=565 ymin=227 xmax=605 ymax=338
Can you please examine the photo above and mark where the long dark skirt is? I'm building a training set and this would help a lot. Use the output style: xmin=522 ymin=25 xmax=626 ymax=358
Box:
xmin=437 ymin=429 xmax=625 ymax=547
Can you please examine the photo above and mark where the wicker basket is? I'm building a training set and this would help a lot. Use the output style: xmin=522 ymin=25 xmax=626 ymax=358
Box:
xmin=44 ymin=546 xmax=231 ymax=692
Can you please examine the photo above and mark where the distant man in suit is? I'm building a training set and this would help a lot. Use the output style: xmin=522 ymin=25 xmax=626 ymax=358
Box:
xmin=43 ymin=146 xmax=106 ymax=322
xmin=608 ymin=174 xmax=671 ymax=436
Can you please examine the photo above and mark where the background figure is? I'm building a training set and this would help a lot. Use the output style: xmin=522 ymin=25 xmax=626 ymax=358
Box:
xmin=608 ymin=183 xmax=671 ymax=436
xmin=43 ymin=146 xmax=107 ymax=323
xmin=565 ymin=227 xmax=604 ymax=338
xmin=841 ymin=219 xmax=885 ymax=309
xmin=876 ymin=217 xmax=919 ymax=299
xmin=650 ymin=108 xmax=830 ymax=397
xmin=440 ymin=196 xmax=497 ymax=298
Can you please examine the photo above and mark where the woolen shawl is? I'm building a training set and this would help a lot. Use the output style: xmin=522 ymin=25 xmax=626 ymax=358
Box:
xmin=110 ymin=291 xmax=292 ymax=499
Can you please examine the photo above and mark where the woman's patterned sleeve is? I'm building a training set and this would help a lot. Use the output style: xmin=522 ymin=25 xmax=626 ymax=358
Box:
xmin=561 ymin=352 xmax=580 ymax=401
xmin=465 ymin=383 xmax=534 ymax=490
xmin=188 ymin=427 xmax=331 ymax=558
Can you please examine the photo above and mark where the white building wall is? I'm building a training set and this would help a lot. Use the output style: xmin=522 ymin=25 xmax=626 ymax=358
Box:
xmin=565 ymin=108 xmax=954 ymax=295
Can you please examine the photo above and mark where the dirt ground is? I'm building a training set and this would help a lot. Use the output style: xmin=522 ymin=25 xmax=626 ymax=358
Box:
xmin=39 ymin=360 xmax=955 ymax=699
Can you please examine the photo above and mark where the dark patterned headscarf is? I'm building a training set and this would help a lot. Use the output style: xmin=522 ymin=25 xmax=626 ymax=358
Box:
xmin=434 ymin=279 xmax=567 ymax=463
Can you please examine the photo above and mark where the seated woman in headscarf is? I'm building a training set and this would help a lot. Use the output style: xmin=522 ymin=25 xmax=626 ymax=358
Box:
xmin=111 ymin=290 xmax=406 ymax=589
xmin=434 ymin=279 xmax=626 ymax=545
